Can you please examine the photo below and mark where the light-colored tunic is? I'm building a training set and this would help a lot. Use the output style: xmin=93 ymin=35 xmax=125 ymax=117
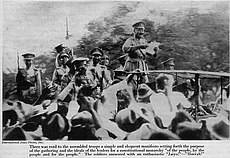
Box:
xmin=122 ymin=37 xmax=148 ymax=82
xmin=150 ymin=91 xmax=191 ymax=127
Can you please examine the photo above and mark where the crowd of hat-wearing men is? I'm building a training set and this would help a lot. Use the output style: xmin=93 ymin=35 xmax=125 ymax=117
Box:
xmin=3 ymin=22 xmax=229 ymax=140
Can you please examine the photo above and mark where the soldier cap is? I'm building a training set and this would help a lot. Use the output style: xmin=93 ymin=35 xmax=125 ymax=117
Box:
xmin=59 ymin=52 xmax=70 ymax=58
xmin=71 ymin=57 xmax=89 ymax=65
xmin=22 ymin=53 xmax=35 ymax=60
xmin=118 ymin=54 xmax=128 ymax=61
xmin=55 ymin=44 xmax=65 ymax=53
xmin=161 ymin=58 xmax=175 ymax=66
xmin=90 ymin=47 xmax=103 ymax=56
xmin=132 ymin=21 xmax=145 ymax=28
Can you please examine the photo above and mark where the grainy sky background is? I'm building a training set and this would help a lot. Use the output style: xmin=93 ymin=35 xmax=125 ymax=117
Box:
xmin=2 ymin=0 xmax=220 ymax=73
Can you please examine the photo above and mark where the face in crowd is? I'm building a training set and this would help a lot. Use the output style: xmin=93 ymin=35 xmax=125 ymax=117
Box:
xmin=74 ymin=61 xmax=87 ymax=75
xmin=60 ymin=56 xmax=69 ymax=66
xmin=166 ymin=65 xmax=175 ymax=70
xmin=100 ymin=55 xmax=109 ymax=66
xmin=134 ymin=26 xmax=145 ymax=39
xmin=24 ymin=59 xmax=33 ymax=69
xmin=92 ymin=53 xmax=101 ymax=65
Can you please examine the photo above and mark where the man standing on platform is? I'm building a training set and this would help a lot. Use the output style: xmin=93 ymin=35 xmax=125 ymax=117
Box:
xmin=122 ymin=22 xmax=158 ymax=83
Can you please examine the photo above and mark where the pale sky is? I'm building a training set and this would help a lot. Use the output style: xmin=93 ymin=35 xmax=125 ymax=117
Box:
xmin=2 ymin=0 xmax=220 ymax=73
xmin=2 ymin=1 xmax=116 ymax=73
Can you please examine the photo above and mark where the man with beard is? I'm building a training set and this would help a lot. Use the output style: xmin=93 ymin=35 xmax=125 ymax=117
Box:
xmin=16 ymin=53 xmax=42 ymax=104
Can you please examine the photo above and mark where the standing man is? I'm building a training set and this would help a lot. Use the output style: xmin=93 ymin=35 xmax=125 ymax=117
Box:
xmin=54 ymin=44 xmax=66 ymax=68
xmin=88 ymin=47 xmax=111 ymax=91
xmin=100 ymin=53 xmax=113 ymax=87
xmin=52 ymin=52 xmax=71 ymax=93
xmin=122 ymin=22 xmax=157 ymax=83
xmin=16 ymin=53 xmax=42 ymax=104
xmin=57 ymin=57 xmax=92 ymax=116
xmin=161 ymin=58 xmax=179 ymax=85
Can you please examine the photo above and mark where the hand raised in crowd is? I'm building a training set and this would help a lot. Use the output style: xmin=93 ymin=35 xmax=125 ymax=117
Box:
xmin=80 ymin=96 xmax=103 ymax=129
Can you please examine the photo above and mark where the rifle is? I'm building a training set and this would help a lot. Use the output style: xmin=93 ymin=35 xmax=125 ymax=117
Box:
xmin=100 ymin=66 xmax=105 ymax=93
xmin=17 ymin=52 xmax=20 ymax=70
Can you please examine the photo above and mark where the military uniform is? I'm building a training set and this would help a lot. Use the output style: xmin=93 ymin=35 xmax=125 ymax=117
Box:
xmin=100 ymin=54 xmax=113 ymax=88
xmin=52 ymin=51 xmax=71 ymax=93
xmin=122 ymin=37 xmax=148 ymax=72
xmin=90 ymin=65 xmax=112 ymax=90
xmin=52 ymin=67 xmax=70 ymax=89
xmin=122 ymin=22 xmax=149 ymax=83
xmin=54 ymin=44 xmax=66 ymax=68
xmin=116 ymin=54 xmax=128 ymax=71
xmin=161 ymin=58 xmax=175 ymax=70
xmin=88 ymin=48 xmax=112 ymax=91
xmin=16 ymin=53 xmax=42 ymax=104
xmin=58 ymin=57 xmax=99 ymax=101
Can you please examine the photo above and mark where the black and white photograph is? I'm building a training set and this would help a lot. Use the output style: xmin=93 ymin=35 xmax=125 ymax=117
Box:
xmin=1 ymin=0 xmax=229 ymax=157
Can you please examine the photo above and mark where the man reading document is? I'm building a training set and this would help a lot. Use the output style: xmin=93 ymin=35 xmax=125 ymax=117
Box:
xmin=122 ymin=21 xmax=160 ymax=83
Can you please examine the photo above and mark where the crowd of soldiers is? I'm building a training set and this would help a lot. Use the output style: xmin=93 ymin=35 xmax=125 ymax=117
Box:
xmin=2 ymin=22 xmax=229 ymax=140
